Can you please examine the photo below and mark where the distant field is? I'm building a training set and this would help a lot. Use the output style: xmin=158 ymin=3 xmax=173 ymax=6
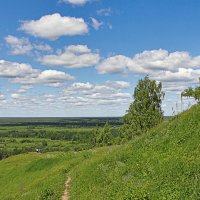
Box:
xmin=0 ymin=118 xmax=121 ymax=159
xmin=0 ymin=137 xmax=89 ymax=159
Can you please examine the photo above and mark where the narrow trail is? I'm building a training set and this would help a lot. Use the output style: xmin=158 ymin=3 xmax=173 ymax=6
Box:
xmin=61 ymin=176 xmax=71 ymax=200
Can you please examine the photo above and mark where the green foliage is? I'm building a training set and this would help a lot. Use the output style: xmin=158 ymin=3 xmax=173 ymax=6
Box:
xmin=42 ymin=140 xmax=48 ymax=147
xmin=0 ymin=126 xmax=93 ymax=142
xmin=97 ymin=122 xmax=113 ymax=146
xmin=121 ymin=76 xmax=164 ymax=139
xmin=90 ymin=124 xmax=99 ymax=146
xmin=39 ymin=188 xmax=55 ymax=200
xmin=181 ymin=86 xmax=200 ymax=102
xmin=0 ymin=118 xmax=121 ymax=159
xmin=0 ymin=137 xmax=90 ymax=160
xmin=91 ymin=122 xmax=114 ymax=146
xmin=0 ymin=117 xmax=122 ymax=127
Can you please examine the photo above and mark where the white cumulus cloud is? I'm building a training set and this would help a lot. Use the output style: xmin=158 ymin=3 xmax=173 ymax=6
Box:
xmin=14 ymin=70 xmax=74 ymax=85
xmin=5 ymin=35 xmax=52 ymax=55
xmin=5 ymin=35 xmax=33 ymax=55
xmin=129 ymin=49 xmax=196 ymax=73
xmin=97 ymin=49 xmax=200 ymax=83
xmin=19 ymin=13 xmax=88 ymax=40
xmin=97 ymin=55 xmax=132 ymax=74
xmin=151 ymin=68 xmax=200 ymax=83
xmin=0 ymin=60 xmax=38 ymax=78
xmin=0 ymin=60 xmax=74 ymax=86
xmin=97 ymin=49 xmax=200 ymax=75
xmin=40 ymin=45 xmax=100 ymax=68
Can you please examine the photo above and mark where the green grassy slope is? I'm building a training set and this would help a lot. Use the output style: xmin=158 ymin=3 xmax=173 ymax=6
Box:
xmin=69 ymin=104 xmax=200 ymax=199
xmin=0 ymin=152 xmax=69 ymax=200
xmin=0 ymin=147 xmax=115 ymax=200
xmin=0 ymin=104 xmax=200 ymax=199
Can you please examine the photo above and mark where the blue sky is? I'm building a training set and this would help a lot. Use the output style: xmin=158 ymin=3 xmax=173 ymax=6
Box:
xmin=0 ymin=0 xmax=199 ymax=117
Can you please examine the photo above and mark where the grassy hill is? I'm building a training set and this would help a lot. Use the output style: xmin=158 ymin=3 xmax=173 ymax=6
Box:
xmin=0 ymin=104 xmax=200 ymax=199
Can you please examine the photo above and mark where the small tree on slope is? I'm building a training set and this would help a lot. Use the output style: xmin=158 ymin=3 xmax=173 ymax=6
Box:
xmin=96 ymin=122 xmax=113 ymax=146
xmin=121 ymin=76 xmax=165 ymax=140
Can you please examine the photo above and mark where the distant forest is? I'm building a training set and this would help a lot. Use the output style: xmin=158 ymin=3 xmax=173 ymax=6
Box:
xmin=0 ymin=117 xmax=123 ymax=127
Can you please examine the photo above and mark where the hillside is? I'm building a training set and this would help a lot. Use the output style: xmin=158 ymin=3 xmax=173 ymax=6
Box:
xmin=0 ymin=104 xmax=200 ymax=199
